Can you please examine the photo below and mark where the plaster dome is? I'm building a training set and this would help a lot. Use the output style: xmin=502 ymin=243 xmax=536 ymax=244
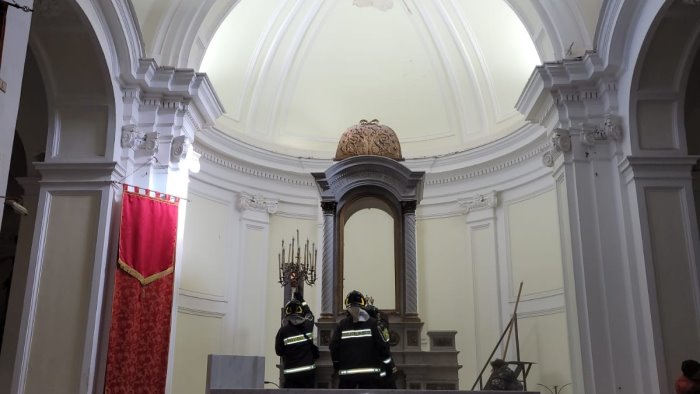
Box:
xmin=199 ymin=0 xmax=541 ymax=158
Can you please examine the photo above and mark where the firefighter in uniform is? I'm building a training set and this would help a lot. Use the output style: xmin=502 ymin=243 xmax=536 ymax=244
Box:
xmin=365 ymin=299 xmax=398 ymax=389
xmin=329 ymin=290 xmax=393 ymax=389
xmin=275 ymin=293 xmax=318 ymax=388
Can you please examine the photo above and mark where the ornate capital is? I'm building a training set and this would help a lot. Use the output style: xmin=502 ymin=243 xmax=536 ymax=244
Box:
xmin=581 ymin=115 xmax=623 ymax=146
xmin=170 ymin=135 xmax=190 ymax=163
xmin=321 ymin=201 xmax=337 ymax=214
xmin=458 ymin=191 xmax=498 ymax=213
xmin=539 ymin=130 xmax=571 ymax=168
xmin=401 ymin=200 xmax=417 ymax=214
xmin=552 ymin=131 xmax=572 ymax=152
xmin=542 ymin=151 xmax=555 ymax=167
xmin=121 ymin=126 xmax=159 ymax=154
xmin=238 ymin=192 xmax=278 ymax=214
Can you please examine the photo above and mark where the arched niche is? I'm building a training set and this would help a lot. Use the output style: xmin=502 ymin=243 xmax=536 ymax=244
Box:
xmin=341 ymin=196 xmax=398 ymax=311
xmin=312 ymin=155 xmax=425 ymax=320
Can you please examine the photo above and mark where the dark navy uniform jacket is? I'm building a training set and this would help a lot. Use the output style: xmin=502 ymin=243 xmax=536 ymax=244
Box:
xmin=275 ymin=318 xmax=316 ymax=375
xmin=329 ymin=314 xmax=392 ymax=377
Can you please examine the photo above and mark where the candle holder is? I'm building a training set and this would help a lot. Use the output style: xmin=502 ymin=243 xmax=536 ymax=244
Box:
xmin=278 ymin=229 xmax=317 ymax=291
xmin=537 ymin=383 xmax=571 ymax=394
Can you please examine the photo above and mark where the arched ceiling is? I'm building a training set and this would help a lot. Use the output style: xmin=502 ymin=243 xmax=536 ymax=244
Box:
xmin=132 ymin=0 xmax=603 ymax=159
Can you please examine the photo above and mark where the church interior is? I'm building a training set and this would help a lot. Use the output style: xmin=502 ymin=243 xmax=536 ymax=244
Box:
xmin=0 ymin=0 xmax=699 ymax=393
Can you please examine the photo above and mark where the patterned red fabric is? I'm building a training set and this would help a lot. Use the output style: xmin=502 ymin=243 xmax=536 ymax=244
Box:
xmin=104 ymin=186 xmax=179 ymax=394
xmin=118 ymin=187 xmax=179 ymax=284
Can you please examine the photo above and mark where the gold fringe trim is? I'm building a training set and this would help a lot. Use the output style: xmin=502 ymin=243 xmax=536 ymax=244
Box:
xmin=118 ymin=258 xmax=173 ymax=285
xmin=124 ymin=190 xmax=180 ymax=206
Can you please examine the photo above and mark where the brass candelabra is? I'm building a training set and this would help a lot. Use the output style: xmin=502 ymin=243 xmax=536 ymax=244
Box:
xmin=278 ymin=229 xmax=317 ymax=289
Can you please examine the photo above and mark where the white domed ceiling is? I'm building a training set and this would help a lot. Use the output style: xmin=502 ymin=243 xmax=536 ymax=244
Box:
xmin=199 ymin=0 xmax=541 ymax=158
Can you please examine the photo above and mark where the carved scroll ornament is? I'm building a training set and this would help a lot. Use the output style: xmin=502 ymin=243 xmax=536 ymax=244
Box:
xmin=334 ymin=119 xmax=403 ymax=161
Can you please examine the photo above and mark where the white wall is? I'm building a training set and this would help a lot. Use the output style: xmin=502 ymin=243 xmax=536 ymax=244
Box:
xmin=265 ymin=214 xmax=318 ymax=387
xmin=417 ymin=215 xmax=476 ymax=387
xmin=172 ymin=184 xmax=234 ymax=394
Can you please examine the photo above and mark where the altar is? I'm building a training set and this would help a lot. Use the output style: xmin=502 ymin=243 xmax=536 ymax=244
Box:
xmin=307 ymin=121 xmax=463 ymax=390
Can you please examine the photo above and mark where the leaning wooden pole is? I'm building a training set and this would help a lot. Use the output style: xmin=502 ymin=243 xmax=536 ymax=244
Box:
xmin=470 ymin=318 xmax=514 ymax=390
xmin=502 ymin=281 xmax=524 ymax=360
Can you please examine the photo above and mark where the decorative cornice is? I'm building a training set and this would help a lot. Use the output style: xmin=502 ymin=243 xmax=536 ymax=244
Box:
xmin=194 ymin=124 xmax=550 ymax=190
xmin=516 ymin=51 xmax=620 ymax=131
xmin=238 ymin=192 xmax=278 ymax=214
xmin=458 ymin=191 xmax=498 ymax=213
xmin=425 ymin=139 xmax=550 ymax=185
xmin=34 ymin=162 xmax=118 ymax=184
xmin=120 ymin=58 xmax=225 ymax=129
xmin=618 ymin=155 xmax=700 ymax=184
xmin=194 ymin=145 xmax=316 ymax=187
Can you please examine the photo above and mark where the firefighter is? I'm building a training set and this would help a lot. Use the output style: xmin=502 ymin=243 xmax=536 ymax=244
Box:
xmin=274 ymin=293 xmax=318 ymax=388
xmin=365 ymin=299 xmax=398 ymax=389
xmin=329 ymin=290 xmax=392 ymax=389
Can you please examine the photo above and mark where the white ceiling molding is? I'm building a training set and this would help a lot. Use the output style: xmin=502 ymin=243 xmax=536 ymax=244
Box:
xmin=151 ymin=0 xmax=215 ymax=67
xmin=445 ymin=0 xmax=519 ymax=126
xmin=194 ymin=145 xmax=318 ymax=188
xmin=535 ymin=0 xmax=595 ymax=59
xmin=229 ymin=1 xmax=287 ymax=123
xmin=187 ymin=0 xmax=241 ymax=69
xmin=93 ymin=0 xmax=145 ymax=78
xmin=505 ymin=1 xmax=556 ymax=62
xmin=412 ymin=1 xmax=473 ymax=141
xmin=424 ymin=139 xmax=550 ymax=186
xmin=267 ymin=0 xmax=326 ymax=140
xmin=246 ymin=1 xmax=306 ymax=138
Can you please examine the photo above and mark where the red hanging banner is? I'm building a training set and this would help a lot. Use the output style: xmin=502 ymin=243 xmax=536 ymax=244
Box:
xmin=105 ymin=184 xmax=180 ymax=394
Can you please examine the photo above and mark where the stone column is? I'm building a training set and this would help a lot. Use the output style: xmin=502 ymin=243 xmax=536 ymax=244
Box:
xmin=516 ymin=50 xmax=700 ymax=394
xmin=320 ymin=201 xmax=336 ymax=317
xmin=402 ymin=200 xmax=418 ymax=317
